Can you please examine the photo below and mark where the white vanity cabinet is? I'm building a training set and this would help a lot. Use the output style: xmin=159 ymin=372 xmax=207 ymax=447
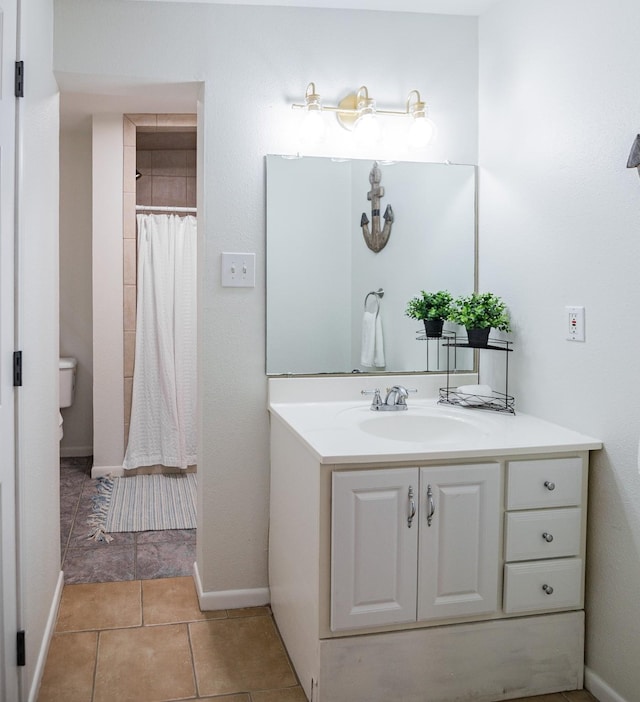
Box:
xmin=331 ymin=463 xmax=501 ymax=631
xmin=267 ymin=391 xmax=601 ymax=702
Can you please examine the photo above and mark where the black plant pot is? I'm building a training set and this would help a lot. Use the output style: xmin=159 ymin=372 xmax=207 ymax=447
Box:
xmin=423 ymin=318 xmax=445 ymax=338
xmin=466 ymin=327 xmax=491 ymax=347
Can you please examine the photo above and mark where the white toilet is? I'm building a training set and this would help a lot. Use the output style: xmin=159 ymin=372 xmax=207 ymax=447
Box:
xmin=59 ymin=357 xmax=77 ymax=440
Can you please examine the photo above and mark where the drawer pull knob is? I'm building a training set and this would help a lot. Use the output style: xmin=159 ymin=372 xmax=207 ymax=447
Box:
xmin=542 ymin=584 xmax=554 ymax=595
xmin=544 ymin=481 xmax=556 ymax=491
xmin=542 ymin=532 xmax=554 ymax=543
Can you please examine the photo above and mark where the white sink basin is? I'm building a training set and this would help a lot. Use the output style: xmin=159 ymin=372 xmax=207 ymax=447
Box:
xmin=269 ymin=389 xmax=602 ymax=463
xmin=357 ymin=410 xmax=490 ymax=444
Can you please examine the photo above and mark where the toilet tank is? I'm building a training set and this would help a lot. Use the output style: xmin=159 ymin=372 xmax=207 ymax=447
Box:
xmin=59 ymin=357 xmax=77 ymax=408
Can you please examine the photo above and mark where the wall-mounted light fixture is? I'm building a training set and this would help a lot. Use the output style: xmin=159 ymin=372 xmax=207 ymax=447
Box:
xmin=292 ymin=83 xmax=436 ymax=148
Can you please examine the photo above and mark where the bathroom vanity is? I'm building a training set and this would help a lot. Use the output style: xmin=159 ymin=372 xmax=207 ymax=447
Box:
xmin=267 ymin=377 xmax=602 ymax=702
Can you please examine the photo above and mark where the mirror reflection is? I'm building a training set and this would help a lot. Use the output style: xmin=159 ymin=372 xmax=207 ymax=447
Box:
xmin=266 ymin=156 xmax=477 ymax=376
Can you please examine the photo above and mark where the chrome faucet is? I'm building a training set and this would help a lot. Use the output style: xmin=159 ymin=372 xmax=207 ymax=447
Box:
xmin=362 ymin=385 xmax=415 ymax=411
xmin=384 ymin=385 xmax=410 ymax=409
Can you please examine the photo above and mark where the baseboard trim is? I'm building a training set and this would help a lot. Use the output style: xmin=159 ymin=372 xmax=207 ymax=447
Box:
xmin=585 ymin=667 xmax=628 ymax=702
xmin=91 ymin=464 xmax=124 ymax=479
xmin=27 ymin=570 xmax=64 ymax=702
xmin=193 ymin=562 xmax=270 ymax=611
xmin=59 ymin=446 xmax=93 ymax=458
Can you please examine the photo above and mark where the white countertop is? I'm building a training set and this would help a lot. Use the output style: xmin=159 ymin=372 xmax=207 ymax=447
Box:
xmin=268 ymin=397 xmax=603 ymax=464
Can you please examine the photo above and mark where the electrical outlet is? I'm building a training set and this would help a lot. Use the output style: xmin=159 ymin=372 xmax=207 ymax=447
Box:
xmin=566 ymin=305 xmax=585 ymax=342
xmin=221 ymin=252 xmax=256 ymax=287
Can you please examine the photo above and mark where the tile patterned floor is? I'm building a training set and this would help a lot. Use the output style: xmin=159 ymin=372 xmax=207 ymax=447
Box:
xmin=37 ymin=574 xmax=600 ymax=702
xmin=60 ymin=457 xmax=195 ymax=583
xmin=37 ymin=576 xmax=306 ymax=702
xmin=56 ymin=459 xmax=600 ymax=702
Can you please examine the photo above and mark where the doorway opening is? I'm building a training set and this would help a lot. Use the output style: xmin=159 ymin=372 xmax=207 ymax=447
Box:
xmin=59 ymin=86 xmax=201 ymax=584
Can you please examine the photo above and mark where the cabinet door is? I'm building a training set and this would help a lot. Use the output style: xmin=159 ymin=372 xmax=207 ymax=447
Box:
xmin=332 ymin=468 xmax=419 ymax=631
xmin=418 ymin=463 xmax=500 ymax=621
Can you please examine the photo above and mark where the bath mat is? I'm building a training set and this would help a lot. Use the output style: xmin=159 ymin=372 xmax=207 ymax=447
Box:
xmin=88 ymin=473 xmax=197 ymax=542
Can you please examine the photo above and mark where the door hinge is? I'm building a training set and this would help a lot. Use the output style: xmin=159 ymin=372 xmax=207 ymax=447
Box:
xmin=16 ymin=631 xmax=25 ymax=667
xmin=15 ymin=61 xmax=24 ymax=98
xmin=13 ymin=351 xmax=22 ymax=387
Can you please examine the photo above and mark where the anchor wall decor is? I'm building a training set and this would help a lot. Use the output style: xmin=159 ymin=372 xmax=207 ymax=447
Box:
xmin=627 ymin=134 xmax=640 ymax=175
xmin=361 ymin=161 xmax=394 ymax=253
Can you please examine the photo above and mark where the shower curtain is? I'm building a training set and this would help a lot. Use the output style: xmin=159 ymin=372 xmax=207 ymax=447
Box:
xmin=123 ymin=214 xmax=197 ymax=470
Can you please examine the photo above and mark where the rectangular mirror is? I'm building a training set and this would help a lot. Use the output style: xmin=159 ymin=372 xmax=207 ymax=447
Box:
xmin=266 ymin=156 xmax=477 ymax=376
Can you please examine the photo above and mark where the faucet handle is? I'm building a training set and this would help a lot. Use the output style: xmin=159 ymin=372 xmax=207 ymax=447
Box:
xmin=361 ymin=388 xmax=383 ymax=409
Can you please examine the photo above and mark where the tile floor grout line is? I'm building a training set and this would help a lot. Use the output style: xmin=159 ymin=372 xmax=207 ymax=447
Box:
xmin=64 ymin=460 xmax=95 ymax=572
xmin=270 ymin=612 xmax=303 ymax=690
xmin=59 ymin=462 xmax=86 ymax=569
xmin=139 ymin=577 xmax=145 ymax=626
xmin=90 ymin=628 xmax=101 ymax=702
xmin=185 ymin=619 xmax=201 ymax=700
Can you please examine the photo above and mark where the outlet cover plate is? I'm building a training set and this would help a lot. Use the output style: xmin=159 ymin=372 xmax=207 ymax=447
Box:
xmin=566 ymin=305 xmax=585 ymax=342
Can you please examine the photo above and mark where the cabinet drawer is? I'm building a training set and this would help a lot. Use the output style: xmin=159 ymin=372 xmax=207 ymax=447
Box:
xmin=503 ymin=558 xmax=582 ymax=614
xmin=506 ymin=458 xmax=583 ymax=509
xmin=505 ymin=508 xmax=582 ymax=561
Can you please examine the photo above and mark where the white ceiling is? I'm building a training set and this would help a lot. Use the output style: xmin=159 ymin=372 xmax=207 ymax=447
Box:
xmin=134 ymin=0 xmax=502 ymax=15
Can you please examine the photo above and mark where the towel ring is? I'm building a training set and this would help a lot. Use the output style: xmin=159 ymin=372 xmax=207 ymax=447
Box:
xmin=364 ymin=288 xmax=384 ymax=311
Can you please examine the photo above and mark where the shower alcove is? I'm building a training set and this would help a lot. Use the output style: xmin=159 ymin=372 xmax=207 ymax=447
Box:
xmin=122 ymin=113 xmax=197 ymax=476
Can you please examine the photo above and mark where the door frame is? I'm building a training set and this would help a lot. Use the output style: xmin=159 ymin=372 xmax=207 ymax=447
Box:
xmin=0 ymin=0 xmax=21 ymax=699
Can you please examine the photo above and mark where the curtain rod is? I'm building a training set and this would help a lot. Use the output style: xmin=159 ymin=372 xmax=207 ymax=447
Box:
xmin=136 ymin=205 xmax=197 ymax=213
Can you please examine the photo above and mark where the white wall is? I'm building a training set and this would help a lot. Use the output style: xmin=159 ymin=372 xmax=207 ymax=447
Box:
xmin=17 ymin=0 xmax=62 ymax=697
xmin=54 ymin=0 xmax=479 ymax=599
xmin=479 ymin=1 xmax=640 ymax=699
xmin=59 ymin=126 xmax=93 ymax=455
xmin=91 ymin=115 xmax=125 ymax=470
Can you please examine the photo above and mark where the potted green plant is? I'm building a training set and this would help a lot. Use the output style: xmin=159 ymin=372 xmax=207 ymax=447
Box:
xmin=405 ymin=290 xmax=453 ymax=338
xmin=449 ymin=292 xmax=511 ymax=347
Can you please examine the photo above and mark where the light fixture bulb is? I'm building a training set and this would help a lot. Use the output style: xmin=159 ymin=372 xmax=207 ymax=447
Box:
xmin=354 ymin=113 xmax=382 ymax=144
xmin=407 ymin=114 xmax=436 ymax=148
xmin=298 ymin=82 xmax=326 ymax=144
xmin=405 ymin=90 xmax=436 ymax=148
xmin=299 ymin=108 xmax=326 ymax=144
xmin=353 ymin=95 xmax=381 ymax=144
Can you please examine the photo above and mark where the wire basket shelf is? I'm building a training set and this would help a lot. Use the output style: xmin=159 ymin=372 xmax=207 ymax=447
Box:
xmin=438 ymin=387 xmax=515 ymax=414
xmin=438 ymin=336 xmax=515 ymax=415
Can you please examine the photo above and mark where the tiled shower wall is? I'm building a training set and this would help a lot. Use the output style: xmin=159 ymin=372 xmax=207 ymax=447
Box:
xmin=122 ymin=114 xmax=197 ymax=458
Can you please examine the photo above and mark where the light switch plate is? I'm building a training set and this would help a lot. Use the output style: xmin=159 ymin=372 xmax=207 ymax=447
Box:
xmin=221 ymin=252 xmax=256 ymax=287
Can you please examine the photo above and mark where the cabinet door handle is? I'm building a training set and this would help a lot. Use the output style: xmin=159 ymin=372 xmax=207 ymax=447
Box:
xmin=544 ymin=481 xmax=556 ymax=491
xmin=542 ymin=584 xmax=554 ymax=595
xmin=426 ymin=484 xmax=435 ymax=527
xmin=407 ymin=486 xmax=416 ymax=528
xmin=542 ymin=532 xmax=554 ymax=543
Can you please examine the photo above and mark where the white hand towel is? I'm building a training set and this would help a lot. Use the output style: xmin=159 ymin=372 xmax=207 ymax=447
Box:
xmin=456 ymin=384 xmax=492 ymax=405
xmin=374 ymin=311 xmax=385 ymax=367
xmin=361 ymin=305 xmax=385 ymax=368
